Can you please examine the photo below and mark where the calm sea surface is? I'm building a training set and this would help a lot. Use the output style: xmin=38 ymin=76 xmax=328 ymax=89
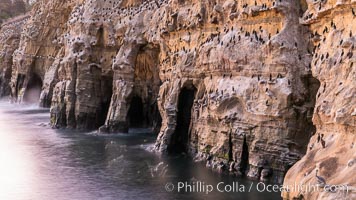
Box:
xmin=0 ymin=100 xmax=282 ymax=200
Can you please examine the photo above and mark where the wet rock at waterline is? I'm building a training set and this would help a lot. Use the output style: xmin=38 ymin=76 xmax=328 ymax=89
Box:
xmin=0 ymin=0 xmax=355 ymax=199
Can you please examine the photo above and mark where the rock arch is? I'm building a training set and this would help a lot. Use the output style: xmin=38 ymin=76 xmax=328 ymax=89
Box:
xmin=101 ymin=42 xmax=162 ymax=133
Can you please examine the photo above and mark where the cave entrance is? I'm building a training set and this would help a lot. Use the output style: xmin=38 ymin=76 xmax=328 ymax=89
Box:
xmin=127 ymin=95 xmax=145 ymax=128
xmin=126 ymin=94 xmax=162 ymax=132
xmin=294 ymin=74 xmax=321 ymax=154
xmin=169 ymin=86 xmax=197 ymax=154
xmin=96 ymin=26 xmax=104 ymax=46
xmin=128 ymin=43 xmax=162 ymax=133
xmin=240 ymin=135 xmax=249 ymax=175
xmin=15 ymin=74 xmax=26 ymax=100
xmin=23 ymin=73 xmax=42 ymax=104
xmin=97 ymin=74 xmax=113 ymax=128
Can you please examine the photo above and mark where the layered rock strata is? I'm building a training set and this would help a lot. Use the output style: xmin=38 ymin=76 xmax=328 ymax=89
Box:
xmin=283 ymin=1 xmax=356 ymax=199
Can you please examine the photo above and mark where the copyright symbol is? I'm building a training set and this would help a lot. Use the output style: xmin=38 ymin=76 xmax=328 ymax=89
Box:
xmin=165 ymin=182 xmax=174 ymax=192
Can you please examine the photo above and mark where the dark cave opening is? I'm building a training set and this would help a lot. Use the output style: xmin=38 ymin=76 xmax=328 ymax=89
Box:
xmin=228 ymin=132 xmax=233 ymax=161
xmin=127 ymin=43 xmax=162 ymax=133
xmin=305 ymin=75 xmax=320 ymax=135
xmin=15 ymin=74 xmax=26 ymax=99
xmin=127 ymin=95 xmax=145 ymax=128
xmin=240 ymin=135 xmax=249 ymax=175
xmin=97 ymin=75 xmax=113 ymax=128
xmin=283 ymin=74 xmax=320 ymax=177
xmin=0 ymin=65 xmax=12 ymax=97
xmin=96 ymin=26 xmax=104 ymax=46
xmin=168 ymin=86 xmax=196 ymax=154
xmin=293 ymin=74 xmax=321 ymax=154
xmin=23 ymin=73 xmax=42 ymax=104
xmin=151 ymin=101 xmax=162 ymax=134
xmin=125 ymin=94 xmax=162 ymax=132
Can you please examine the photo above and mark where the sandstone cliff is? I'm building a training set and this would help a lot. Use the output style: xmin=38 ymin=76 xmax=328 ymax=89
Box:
xmin=283 ymin=0 xmax=356 ymax=199
xmin=0 ymin=15 xmax=29 ymax=97
xmin=0 ymin=0 xmax=355 ymax=199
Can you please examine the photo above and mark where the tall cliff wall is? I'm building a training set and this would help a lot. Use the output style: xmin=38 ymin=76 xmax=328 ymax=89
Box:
xmin=0 ymin=15 xmax=29 ymax=97
xmin=283 ymin=0 xmax=356 ymax=199
xmin=0 ymin=0 xmax=355 ymax=199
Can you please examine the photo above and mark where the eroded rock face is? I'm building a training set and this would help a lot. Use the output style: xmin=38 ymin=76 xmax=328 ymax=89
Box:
xmin=9 ymin=0 xmax=77 ymax=107
xmin=0 ymin=15 xmax=29 ymax=97
xmin=282 ymin=1 xmax=356 ymax=200
xmin=0 ymin=0 xmax=354 ymax=197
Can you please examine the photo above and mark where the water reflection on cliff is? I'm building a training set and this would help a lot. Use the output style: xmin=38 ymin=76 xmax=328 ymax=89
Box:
xmin=0 ymin=100 xmax=281 ymax=200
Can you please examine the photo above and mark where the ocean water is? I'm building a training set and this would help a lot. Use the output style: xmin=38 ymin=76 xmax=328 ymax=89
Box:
xmin=0 ymin=100 xmax=282 ymax=200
